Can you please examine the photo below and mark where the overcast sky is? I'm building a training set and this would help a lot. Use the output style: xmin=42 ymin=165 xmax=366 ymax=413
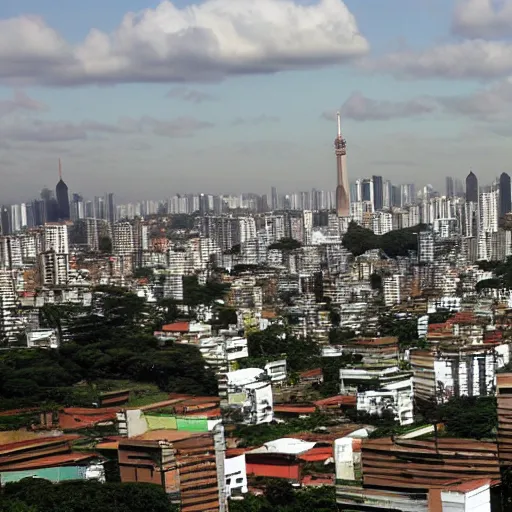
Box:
xmin=0 ymin=0 xmax=511 ymax=203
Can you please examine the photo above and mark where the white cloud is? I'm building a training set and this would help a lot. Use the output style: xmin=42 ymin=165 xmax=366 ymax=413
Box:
xmin=0 ymin=115 xmax=213 ymax=142
xmin=367 ymin=39 xmax=512 ymax=80
xmin=0 ymin=0 xmax=368 ymax=86
xmin=232 ymin=115 xmax=280 ymax=125
xmin=439 ymin=77 xmax=512 ymax=120
xmin=453 ymin=0 xmax=512 ymax=38
xmin=0 ymin=90 xmax=47 ymax=117
xmin=334 ymin=92 xmax=437 ymax=121
xmin=166 ymin=87 xmax=216 ymax=103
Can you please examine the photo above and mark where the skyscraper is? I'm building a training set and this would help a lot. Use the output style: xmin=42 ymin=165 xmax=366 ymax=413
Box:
xmin=466 ymin=171 xmax=479 ymax=202
xmin=334 ymin=112 xmax=349 ymax=217
xmin=106 ymin=193 xmax=116 ymax=224
xmin=271 ymin=187 xmax=279 ymax=211
xmin=372 ymin=176 xmax=383 ymax=211
xmin=446 ymin=176 xmax=454 ymax=198
xmin=55 ymin=159 xmax=70 ymax=220
xmin=500 ymin=172 xmax=511 ymax=217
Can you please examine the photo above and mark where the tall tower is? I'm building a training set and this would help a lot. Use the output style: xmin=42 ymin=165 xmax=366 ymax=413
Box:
xmin=499 ymin=172 xmax=511 ymax=217
xmin=334 ymin=112 xmax=350 ymax=217
xmin=56 ymin=159 xmax=70 ymax=221
xmin=466 ymin=171 xmax=478 ymax=203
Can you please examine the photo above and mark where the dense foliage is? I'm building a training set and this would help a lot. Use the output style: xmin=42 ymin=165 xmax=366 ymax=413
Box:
xmin=229 ymin=482 xmax=336 ymax=512
xmin=475 ymin=257 xmax=512 ymax=289
xmin=437 ymin=396 xmax=497 ymax=439
xmin=247 ymin=326 xmax=321 ymax=372
xmin=0 ymin=479 xmax=177 ymax=512
xmin=268 ymin=238 xmax=302 ymax=251
xmin=0 ymin=287 xmax=218 ymax=410
xmin=182 ymin=276 xmax=230 ymax=309
xmin=342 ymin=222 xmax=427 ymax=258
xmin=378 ymin=313 xmax=420 ymax=349
xmin=233 ymin=412 xmax=332 ymax=447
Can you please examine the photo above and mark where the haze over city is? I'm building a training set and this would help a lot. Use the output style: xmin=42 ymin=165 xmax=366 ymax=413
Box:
xmin=1 ymin=0 xmax=511 ymax=202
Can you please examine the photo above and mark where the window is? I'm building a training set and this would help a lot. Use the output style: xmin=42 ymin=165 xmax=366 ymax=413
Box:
xmin=236 ymin=478 xmax=243 ymax=484
xmin=226 ymin=479 xmax=231 ymax=485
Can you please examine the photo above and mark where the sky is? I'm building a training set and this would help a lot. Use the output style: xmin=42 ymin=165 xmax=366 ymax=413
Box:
xmin=0 ymin=0 xmax=511 ymax=203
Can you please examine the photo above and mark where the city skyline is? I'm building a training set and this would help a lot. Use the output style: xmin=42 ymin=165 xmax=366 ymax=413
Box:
xmin=2 ymin=1 xmax=512 ymax=201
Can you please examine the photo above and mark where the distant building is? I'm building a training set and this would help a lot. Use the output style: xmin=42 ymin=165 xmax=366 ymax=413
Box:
xmin=500 ymin=172 xmax=511 ymax=217
xmin=56 ymin=160 xmax=70 ymax=221
xmin=466 ymin=171 xmax=479 ymax=202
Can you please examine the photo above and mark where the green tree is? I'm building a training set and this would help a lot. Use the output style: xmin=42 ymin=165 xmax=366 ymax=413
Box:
xmin=268 ymin=238 xmax=302 ymax=251
xmin=98 ymin=236 xmax=112 ymax=253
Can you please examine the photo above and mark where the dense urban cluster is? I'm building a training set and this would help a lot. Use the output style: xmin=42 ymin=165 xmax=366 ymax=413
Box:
xmin=2 ymin=125 xmax=512 ymax=512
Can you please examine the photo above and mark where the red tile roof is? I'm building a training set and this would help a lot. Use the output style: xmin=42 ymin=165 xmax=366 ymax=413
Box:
xmin=299 ymin=368 xmax=323 ymax=379
xmin=274 ymin=405 xmax=317 ymax=415
xmin=58 ymin=410 xmax=117 ymax=431
xmin=298 ymin=446 xmax=333 ymax=462
xmin=0 ymin=435 xmax=81 ymax=454
xmin=314 ymin=395 xmax=356 ymax=407
xmin=162 ymin=322 xmax=190 ymax=332
xmin=0 ymin=453 xmax=100 ymax=471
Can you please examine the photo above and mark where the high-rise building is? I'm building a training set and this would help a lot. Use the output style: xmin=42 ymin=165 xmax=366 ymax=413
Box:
xmin=55 ymin=159 xmax=70 ymax=221
xmin=106 ymin=193 xmax=116 ymax=224
xmin=334 ymin=112 xmax=350 ymax=217
xmin=446 ymin=176 xmax=454 ymax=198
xmin=466 ymin=171 xmax=478 ymax=202
xmin=500 ymin=172 xmax=511 ymax=217
xmin=372 ymin=176 xmax=383 ymax=211
xmin=271 ymin=187 xmax=279 ymax=211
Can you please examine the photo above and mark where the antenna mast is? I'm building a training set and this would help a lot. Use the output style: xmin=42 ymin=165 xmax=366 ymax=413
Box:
xmin=337 ymin=111 xmax=341 ymax=138
xmin=59 ymin=158 xmax=62 ymax=180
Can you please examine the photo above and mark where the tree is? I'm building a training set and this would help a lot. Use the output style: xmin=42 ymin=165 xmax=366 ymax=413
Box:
xmin=328 ymin=327 xmax=356 ymax=345
xmin=370 ymin=273 xmax=383 ymax=290
xmin=437 ymin=396 xmax=497 ymax=439
xmin=342 ymin=222 xmax=426 ymax=258
xmin=379 ymin=313 xmax=418 ymax=348
xmin=2 ymin=479 xmax=177 ymax=512
xmin=133 ymin=268 xmax=154 ymax=280
xmin=268 ymin=238 xmax=302 ymax=251
xmin=98 ymin=236 xmax=112 ymax=253
xmin=265 ymin=480 xmax=295 ymax=507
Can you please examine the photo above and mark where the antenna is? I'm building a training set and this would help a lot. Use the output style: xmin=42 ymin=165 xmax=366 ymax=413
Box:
xmin=59 ymin=158 xmax=62 ymax=180
xmin=337 ymin=111 xmax=341 ymax=138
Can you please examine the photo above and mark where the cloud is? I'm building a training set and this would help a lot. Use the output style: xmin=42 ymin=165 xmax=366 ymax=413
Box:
xmin=129 ymin=141 xmax=152 ymax=151
xmin=0 ymin=120 xmax=87 ymax=142
xmin=166 ymin=87 xmax=216 ymax=103
xmin=0 ymin=90 xmax=47 ymax=117
xmin=334 ymin=92 xmax=437 ymax=121
xmin=452 ymin=0 xmax=512 ymax=38
xmin=0 ymin=0 xmax=369 ymax=87
xmin=367 ymin=39 xmax=512 ymax=80
xmin=140 ymin=116 xmax=214 ymax=137
xmin=0 ymin=115 xmax=213 ymax=142
xmin=232 ymin=115 xmax=280 ymax=126
xmin=439 ymin=78 xmax=512 ymax=121
xmin=369 ymin=159 xmax=418 ymax=167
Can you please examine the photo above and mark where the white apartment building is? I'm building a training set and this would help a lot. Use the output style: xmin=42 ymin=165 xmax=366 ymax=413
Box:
xmin=0 ymin=270 xmax=23 ymax=344
xmin=371 ymin=212 xmax=392 ymax=235
xmin=418 ymin=231 xmax=434 ymax=263
xmin=43 ymin=224 xmax=69 ymax=254
xmin=383 ymin=275 xmax=401 ymax=307
xmin=219 ymin=368 xmax=274 ymax=425
xmin=113 ymin=222 xmax=134 ymax=255
xmin=0 ymin=237 xmax=22 ymax=269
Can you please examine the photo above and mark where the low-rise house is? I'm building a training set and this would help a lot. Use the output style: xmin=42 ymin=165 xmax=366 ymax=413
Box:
xmin=218 ymin=368 xmax=273 ymax=425
xmin=0 ymin=435 xmax=105 ymax=486
xmin=336 ymin=437 xmax=500 ymax=512
xmin=339 ymin=367 xmax=414 ymax=426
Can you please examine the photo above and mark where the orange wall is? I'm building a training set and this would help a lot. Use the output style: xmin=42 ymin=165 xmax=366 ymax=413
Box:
xmin=246 ymin=461 xmax=300 ymax=481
